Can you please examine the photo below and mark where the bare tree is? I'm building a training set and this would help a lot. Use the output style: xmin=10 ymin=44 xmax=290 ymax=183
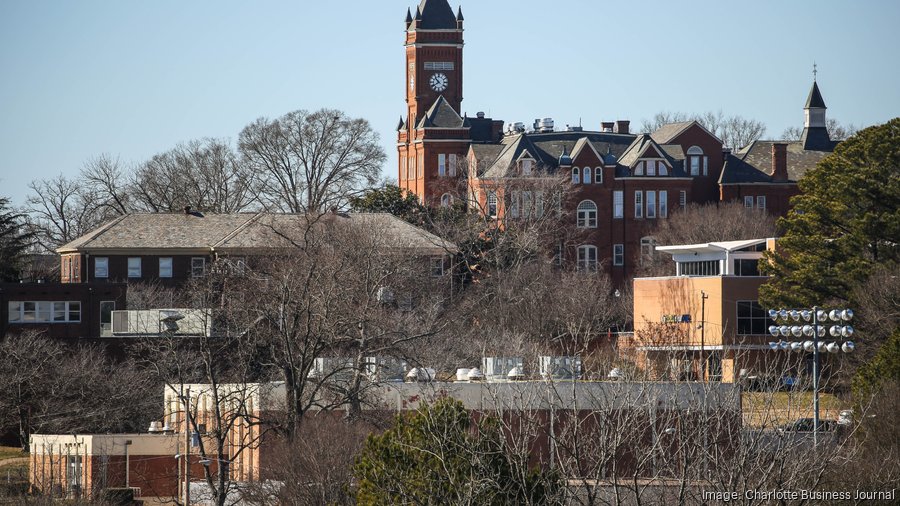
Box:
xmin=131 ymin=139 xmax=254 ymax=213
xmin=80 ymin=154 xmax=133 ymax=216
xmin=238 ymin=109 xmax=385 ymax=213
xmin=782 ymin=118 xmax=858 ymax=142
xmin=25 ymin=175 xmax=107 ymax=251
xmin=641 ymin=110 xmax=767 ymax=150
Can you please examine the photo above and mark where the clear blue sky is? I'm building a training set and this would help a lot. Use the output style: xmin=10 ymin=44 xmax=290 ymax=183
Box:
xmin=2 ymin=0 xmax=898 ymax=206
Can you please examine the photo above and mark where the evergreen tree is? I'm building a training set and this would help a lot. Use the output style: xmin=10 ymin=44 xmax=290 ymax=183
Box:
xmin=349 ymin=185 xmax=427 ymax=225
xmin=0 ymin=197 xmax=35 ymax=282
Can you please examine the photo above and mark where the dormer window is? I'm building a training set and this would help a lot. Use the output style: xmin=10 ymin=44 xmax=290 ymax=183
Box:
xmin=634 ymin=161 xmax=644 ymax=176
xmin=687 ymin=146 xmax=708 ymax=176
xmin=571 ymin=167 xmax=580 ymax=184
xmin=582 ymin=167 xmax=591 ymax=184
xmin=647 ymin=160 xmax=656 ymax=176
xmin=659 ymin=163 xmax=669 ymax=176
xmin=521 ymin=159 xmax=533 ymax=176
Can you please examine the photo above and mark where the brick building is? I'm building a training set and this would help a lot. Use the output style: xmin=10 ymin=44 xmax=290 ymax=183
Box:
xmin=1 ymin=282 xmax=127 ymax=341
xmin=398 ymin=1 xmax=838 ymax=280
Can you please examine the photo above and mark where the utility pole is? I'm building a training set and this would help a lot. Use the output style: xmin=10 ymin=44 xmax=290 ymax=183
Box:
xmin=700 ymin=291 xmax=708 ymax=382
xmin=184 ymin=386 xmax=191 ymax=506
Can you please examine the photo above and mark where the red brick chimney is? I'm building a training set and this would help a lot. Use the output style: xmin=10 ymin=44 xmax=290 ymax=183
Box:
xmin=615 ymin=120 xmax=630 ymax=135
xmin=772 ymin=143 xmax=788 ymax=181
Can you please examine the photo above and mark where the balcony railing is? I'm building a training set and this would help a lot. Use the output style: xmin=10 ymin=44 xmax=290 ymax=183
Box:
xmin=110 ymin=309 xmax=213 ymax=337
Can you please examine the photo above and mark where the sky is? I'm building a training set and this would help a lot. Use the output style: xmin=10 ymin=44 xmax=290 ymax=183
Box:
xmin=1 ymin=0 xmax=898 ymax=206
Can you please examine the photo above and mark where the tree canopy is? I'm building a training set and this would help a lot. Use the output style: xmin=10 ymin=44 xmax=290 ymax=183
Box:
xmin=349 ymin=184 xmax=426 ymax=225
xmin=353 ymin=397 xmax=558 ymax=505
xmin=760 ymin=118 xmax=900 ymax=309
xmin=0 ymin=196 xmax=35 ymax=281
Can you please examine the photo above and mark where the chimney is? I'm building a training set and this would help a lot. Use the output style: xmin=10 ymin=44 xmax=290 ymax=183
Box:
xmin=601 ymin=122 xmax=615 ymax=133
xmin=614 ymin=120 xmax=630 ymax=135
xmin=183 ymin=205 xmax=192 ymax=215
xmin=772 ymin=143 xmax=788 ymax=181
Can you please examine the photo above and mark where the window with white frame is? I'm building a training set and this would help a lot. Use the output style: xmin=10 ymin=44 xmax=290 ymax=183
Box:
xmin=521 ymin=158 xmax=532 ymax=176
xmin=647 ymin=160 xmax=656 ymax=176
xmin=508 ymin=191 xmax=519 ymax=218
xmin=594 ymin=167 xmax=603 ymax=184
xmin=583 ymin=167 xmax=591 ymax=184
xmin=756 ymin=196 xmax=766 ymax=210
xmin=8 ymin=301 xmax=81 ymax=323
xmin=687 ymin=146 xmax=703 ymax=176
xmin=191 ymin=257 xmax=206 ymax=278
xmin=613 ymin=191 xmax=623 ymax=219
xmin=744 ymin=196 xmax=754 ymax=208
xmin=613 ymin=244 xmax=624 ymax=266
xmin=430 ymin=257 xmax=445 ymax=277
xmin=576 ymin=200 xmax=597 ymax=228
xmin=440 ymin=193 xmax=453 ymax=208
xmin=659 ymin=191 xmax=668 ymax=218
xmin=577 ymin=245 xmax=598 ymax=271
xmin=647 ymin=191 xmax=657 ymax=218
xmin=640 ymin=237 xmax=657 ymax=266
xmin=679 ymin=190 xmax=687 ymax=209
xmin=159 ymin=257 xmax=173 ymax=278
xmin=424 ymin=62 xmax=455 ymax=71
xmin=571 ymin=167 xmax=580 ymax=184
xmin=449 ymin=154 xmax=457 ymax=177
xmin=659 ymin=162 xmax=669 ymax=176
xmin=634 ymin=191 xmax=643 ymax=218
xmin=487 ymin=191 xmax=498 ymax=218
xmin=634 ymin=161 xmax=644 ymax=176
xmin=438 ymin=154 xmax=446 ymax=177
xmin=95 ymin=257 xmax=109 ymax=279
xmin=534 ymin=191 xmax=544 ymax=218
xmin=522 ymin=191 xmax=533 ymax=218
xmin=702 ymin=156 xmax=709 ymax=176
xmin=128 ymin=257 xmax=141 ymax=278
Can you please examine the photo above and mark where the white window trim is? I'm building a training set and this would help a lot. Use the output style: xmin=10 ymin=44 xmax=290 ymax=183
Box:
xmin=757 ymin=196 xmax=766 ymax=210
xmin=572 ymin=167 xmax=580 ymax=184
xmin=191 ymin=257 xmax=206 ymax=278
xmin=159 ymin=257 xmax=173 ymax=278
xmin=576 ymin=200 xmax=598 ymax=228
xmin=744 ymin=196 xmax=754 ymax=208
xmin=613 ymin=244 xmax=625 ymax=266
xmin=594 ymin=167 xmax=603 ymax=184
xmin=8 ymin=301 xmax=81 ymax=324
xmin=647 ymin=191 xmax=657 ymax=219
xmin=430 ymin=257 xmax=445 ymax=277
xmin=634 ymin=191 xmax=643 ymax=219
xmin=95 ymin=257 xmax=109 ymax=279
xmin=449 ymin=153 xmax=458 ymax=177
xmin=613 ymin=191 xmax=624 ymax=219
xmin=127 ymin=257 xmax=141 ymax=278
xmin=577 ymin=245 xmax=598 ymax=272
xmin=660 ymin=191 xmax=668 ymax=218
xmin=583 ymin=167 xmax=591 ymax=184
xmin=487 ymin=191 xmax=498 ymax=218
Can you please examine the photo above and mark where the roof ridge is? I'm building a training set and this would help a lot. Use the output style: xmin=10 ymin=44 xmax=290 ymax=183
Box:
xmin=213 ymin=212 xmax=265 ymax=248
xmin=55 ymin=214 xmax=129 ymax=252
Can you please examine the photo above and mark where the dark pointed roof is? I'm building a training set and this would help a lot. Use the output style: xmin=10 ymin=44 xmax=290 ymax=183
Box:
xmin=405 ymin=8 xmax=413 ymax=25
xmin=417 ymin=96 xmax=465 ymax=128
xmin=397 ymin=116 xmax=407 ymax=132
xmin=415 ymin=0 xmax=459 ymax=30
xmin=805 ymin=81 xmax=827 ymax=109
xmin=457 ymin=6 xmax=464 ymax=21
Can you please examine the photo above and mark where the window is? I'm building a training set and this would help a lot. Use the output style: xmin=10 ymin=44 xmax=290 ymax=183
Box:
xmin=634 ymin=161 xmax=644 ymax=176
xmin=679 ymin=191 xmax=687 ymax=209
xmin=688 ymin=146 xmax=703 ymax=176
xmin=659 ymin=191 xmax=668 ymax=218
xmin=640 ymin=237 xmax=657 ymax=267
xmin=522 ymin=191 xmax=533 ymax=218
xmin=534 ymin=191 xmax=544 ymax=218
xmin=757 ymin=196 xmax=766 ymax=210
xmin=571 ymin=167 xmax=580 ymax=184
xmin=702 ymin=156 xmax=709 ymax=176
xmin=613 ymin=244 xmax=624 ymax=266
xmin=487 ymin=191 xmax=498 ymax=218
xmin=634 ymin=191 xmax=643 ymax=219
xmin=449 ymin=154 xmax=457 ymax=177
xmin=440 ymin=193 xmax=453 ymax=208
xmin=679 ymin=260 xmax=721 ymax=276
xmin=128 ymin=257 xmax=141 ymax=278
xmin=744 ymin=196 xmax=754 ymax=208
xmin=594 ymin=167 xmax=603 ymax=184
xmin=582 ymin=167 xmax=591 ymax=184
xmin=8 ymin=301 xmax=81 ymax=323
xmin=577 ymin=245 xmax=598 ymax=272
xmin=191 ymin=257 xmax=206 ymax=278
xmin=737 ymin=301 xmax=773 ymax=336
xmin=508 ymin=191 xmax=519 ymax=218
xmin=647 ymin=191 xmax=657 ymax=218
xmin=100 ymin=301 xmax=115 ymax=337
xmin=521 ymin=159 xmax=532 ymax=176
xmin=95 ymin=257 xmax=109 ymax=279
xmin=430 ymin=257 xmax=445 ymax=277
xmin=613 ymin=191 xmax=623 ymax=219
xmin=424 ymin=62 xmax=455 ymax=71
xmin=647 ymin=160 xmax=656 ymax=176
xmin=576 ymin=200 xmax=597 ymax=228
xmin=438 ymin=154 xmax=446 ymax=177
xmin=659 ymin=162 xmax=669 ymax=176
xmin=159 ymin=258 xmax=173 ymax=278
xmin=735 ymin=258 xmax=761 ymax=276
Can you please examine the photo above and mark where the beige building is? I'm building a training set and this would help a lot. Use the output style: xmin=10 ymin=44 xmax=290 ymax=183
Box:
xmin=628 ymin=239 xmax=779 ymax=382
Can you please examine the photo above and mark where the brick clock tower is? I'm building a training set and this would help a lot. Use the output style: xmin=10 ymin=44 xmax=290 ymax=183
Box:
xmin=398 ymin=1 xmax=471 ymax=206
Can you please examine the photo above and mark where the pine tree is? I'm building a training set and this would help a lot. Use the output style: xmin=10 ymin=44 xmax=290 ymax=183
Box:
xmin=0 ymin=197 xmax=35 ymax=282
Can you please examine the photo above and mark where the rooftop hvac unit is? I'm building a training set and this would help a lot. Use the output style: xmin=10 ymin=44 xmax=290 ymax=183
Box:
xmin=364 ymin=357 xmax=408 ymax=382
xmin=405 ymin=367 xmax=436 ymax=382
xmin=539 ymin=356 xmax=582 ymax=380
xmin=308 ymin=357 xmax=354 ymax=382
xmin=482 ymin=357 xmax=524 ymax=381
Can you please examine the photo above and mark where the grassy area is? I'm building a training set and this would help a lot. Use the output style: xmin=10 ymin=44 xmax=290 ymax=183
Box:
xmin=742 ymin=391 xmax=848 ymax=428
xmin=0 ymin=446 xmax=25 ymax=462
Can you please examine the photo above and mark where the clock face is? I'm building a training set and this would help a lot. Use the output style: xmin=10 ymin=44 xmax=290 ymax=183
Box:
xmin=429 ymin=73 xmax=449 ymax=92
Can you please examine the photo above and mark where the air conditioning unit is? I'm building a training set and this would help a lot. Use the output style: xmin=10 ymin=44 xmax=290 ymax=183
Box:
xmin=539 ymin=356 xmax=582 ymax=380
xmin=482 ymin=357 xmax=524 ymax=381
xmin=364 ymin=357 xmax=408 ymax=382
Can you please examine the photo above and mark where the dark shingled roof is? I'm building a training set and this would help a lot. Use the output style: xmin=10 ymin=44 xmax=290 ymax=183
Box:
xmin=805 ymin=81 xmax=827 ymax=109
xmin=649 ymin=121 xmax=695 ymax=144
xmin=414 ymin=0 xmax=458 ymax=30
xmin=417 ymin=96 xmax=464 ymax=128
xmin=720 ymin=140 xmax=833 ymax=184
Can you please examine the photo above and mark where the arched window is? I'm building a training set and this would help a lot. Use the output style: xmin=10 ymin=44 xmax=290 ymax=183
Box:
xmin=576 ymin=200 xmax=597 ymax=228
xmin=577 ymin=245 xmax=598 ymax=272
xmin=687 ymin=146 xmax=704 ymax=176
xmin=595 ymin=167 xmax=603 ymax=184
xmin=583 ymin=167 xmax=591 ymax=184
xmin=487 ymin=191 xmax=498 ymax=218
xmin=440 ymin=193 xmax=453 ymax=208
xmin=571 ymin=167 xmax=580 ymax=184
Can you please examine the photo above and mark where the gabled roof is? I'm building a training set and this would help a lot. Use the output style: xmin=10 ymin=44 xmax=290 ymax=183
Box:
xmin=650 ymin=120 xmax=723 ymax=146
xmin=805 ymin=81 xmax=827 ymax=109
xmin=413 ymin=0 xmax=458 ymax=30
xmin=417 ymin=96 xmax=465 ymax=129
xmin=57 ymin=212 xmax=455 ymax=255
xmin=618 ymin=135 xmax=669 ymax=167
